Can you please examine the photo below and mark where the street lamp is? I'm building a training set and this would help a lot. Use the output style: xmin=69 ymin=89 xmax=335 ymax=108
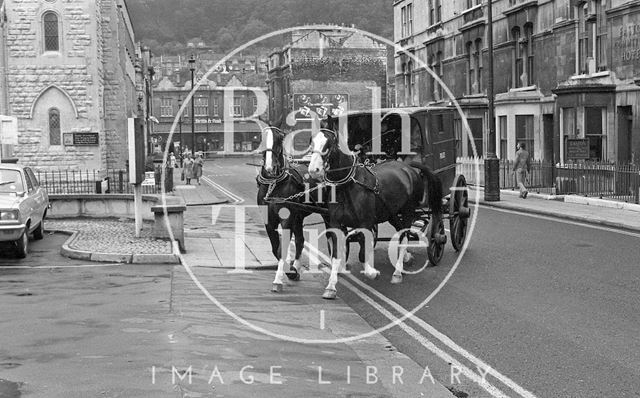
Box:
xmin=484 ymin=0 xmax=500 ymax=201
xmin=178 ymin=97 xmax=183 ymax=166
xmin=189 ymin=55 xmax=196 ymax=156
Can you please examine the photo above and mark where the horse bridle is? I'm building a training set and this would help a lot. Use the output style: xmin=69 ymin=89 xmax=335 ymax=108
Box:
xmin=258 ymin=127 xmax=292 ymax=200
xmin=311 ymin=129 xmax=359 ymax=186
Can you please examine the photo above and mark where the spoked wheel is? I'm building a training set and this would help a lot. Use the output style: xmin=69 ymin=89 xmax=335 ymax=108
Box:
xmin=427 ymin=217 xmax=446 ymax=266
xmin=449 ymin=175 xmax=470 ymax=252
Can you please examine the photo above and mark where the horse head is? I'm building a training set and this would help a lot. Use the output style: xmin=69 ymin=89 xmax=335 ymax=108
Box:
xmin=308 ymin=126 xmax=339 ymax=180
xmin=261 ymin=126 xmax=285 ymax=177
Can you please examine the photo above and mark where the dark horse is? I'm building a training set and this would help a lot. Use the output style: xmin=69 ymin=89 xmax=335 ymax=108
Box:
xmin=308 ymin=117 xmax=443 ymax=299
xmin=256 ymin=125 xmax=318 ymax=292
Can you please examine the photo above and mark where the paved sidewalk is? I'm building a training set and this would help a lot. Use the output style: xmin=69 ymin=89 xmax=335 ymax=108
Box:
xmin=47 ymin=219 xmax=178 ymax=264
xmin=472 ymin=187 xmax=640 ymax=232
xmin=172 ymin=169 xmax=228 ymax=206
xmin=161 ymin=266 xmax=456 ymax=398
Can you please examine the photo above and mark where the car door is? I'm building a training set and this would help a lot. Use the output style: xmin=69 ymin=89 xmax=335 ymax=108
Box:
xmin=26 ymin=168 xmax=47 ymax=216
xmin=22 ymin=168 xmax=43 ymax=231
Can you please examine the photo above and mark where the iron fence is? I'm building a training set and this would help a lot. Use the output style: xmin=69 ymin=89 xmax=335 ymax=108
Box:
xmin=36 ymin=166 xmax=173 ymax=195
xmin=456 ymin=157 xmax=640 ymax=203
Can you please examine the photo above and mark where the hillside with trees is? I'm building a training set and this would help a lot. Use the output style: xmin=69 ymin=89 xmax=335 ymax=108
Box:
xmin=128 ymin=0 xmax=393 ymax=54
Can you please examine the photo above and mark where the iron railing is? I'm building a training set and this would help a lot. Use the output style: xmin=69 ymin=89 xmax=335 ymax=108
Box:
xmin=36 ymin=166 xmax=173 ymax=195
xmin=456 ymin=157 xmax=640 ymax=203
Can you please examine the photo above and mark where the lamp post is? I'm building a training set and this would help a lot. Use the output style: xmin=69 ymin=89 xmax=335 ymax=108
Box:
xmin=189 ymin=54 xmax=196 ymax=156
xmin=484 ymin=0 xmax=500 ymax=201
xmin=178 ymin=97 xmax=183 ymax=166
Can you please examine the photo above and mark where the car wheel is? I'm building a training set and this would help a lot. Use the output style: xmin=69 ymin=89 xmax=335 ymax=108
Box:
xmin=15 ymin=231 xmax=28 ymax=259
xmin=33 ymin=219 xmax=44 ymax=240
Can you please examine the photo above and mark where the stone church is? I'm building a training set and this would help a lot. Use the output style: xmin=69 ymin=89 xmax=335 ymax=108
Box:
xmin=0 ymin=0 xmax=151 ymax=170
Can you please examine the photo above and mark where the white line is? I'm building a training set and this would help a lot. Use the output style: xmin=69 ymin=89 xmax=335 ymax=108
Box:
xmin=479 ymin=204 xmax=640 ymax=238
xmin=320 ymin=310 xmax=325 ymax=330
xmin=345 ymin=273 xmax=538 ymax=398
xmin=339 ymin=277 xmax=511 ymax=398
xmin=201 ymin=176 xmax=244 ymax=204
xmin=304 ymin=242 xmax=537 ymax=398
xmin=0 ymin=263 xmax=122 ymax=269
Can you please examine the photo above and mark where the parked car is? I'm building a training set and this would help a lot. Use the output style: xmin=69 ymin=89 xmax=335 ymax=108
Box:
xmin=0 ymin=159 xmax=49 ymax=258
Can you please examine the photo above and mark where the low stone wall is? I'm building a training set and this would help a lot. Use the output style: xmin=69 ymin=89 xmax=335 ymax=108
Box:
xmin=48 ymin=194 xmax=161 ymax=220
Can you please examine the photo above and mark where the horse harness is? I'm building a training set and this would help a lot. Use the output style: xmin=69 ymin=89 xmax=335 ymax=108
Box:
xmin=325 ymin=154 xmax=381 ymax=196
xmin=256 ymin=170 xmax=289 ymax=201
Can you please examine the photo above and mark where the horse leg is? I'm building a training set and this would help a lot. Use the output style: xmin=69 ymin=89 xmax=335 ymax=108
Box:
xmin=267 ymin=211 xmax=286 ymax=293
xmin=392 ymin=231 xmax=409 ymax=284
xmin=360 ymin=228 xmax=380 ymax=280
xmin=285 ymin=215 xmax=305 ymax=281
xmin=323 ymin=229 xmax=343 ymax=300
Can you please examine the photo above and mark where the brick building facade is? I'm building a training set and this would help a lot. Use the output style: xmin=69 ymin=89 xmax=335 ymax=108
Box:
xmin=394 ymin=0 xmax=640 ymax=165
xmin=151 ymin=57 xmax=268 ymax=154
xmin=267 ymin=28 xmax=388 ymax=142
xmin=0 ymin=0 xmax=149 ymax=170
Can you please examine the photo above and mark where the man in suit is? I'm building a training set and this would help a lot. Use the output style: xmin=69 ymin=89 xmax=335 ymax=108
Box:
xmin=513 ymin=142 xmax=531 ymax=198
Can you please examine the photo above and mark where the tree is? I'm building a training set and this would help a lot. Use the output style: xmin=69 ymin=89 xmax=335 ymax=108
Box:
xmin=239 ymin=18 xmax=270 ymax=44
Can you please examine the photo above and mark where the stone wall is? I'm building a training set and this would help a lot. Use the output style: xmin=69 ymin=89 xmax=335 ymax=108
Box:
xmin=101 ymin=0 xmax=135 ymax=169
xmin=4 ymin=0 xmax=102 ymax=170
xmin=3 ymin=0 xmax=138 ymax=171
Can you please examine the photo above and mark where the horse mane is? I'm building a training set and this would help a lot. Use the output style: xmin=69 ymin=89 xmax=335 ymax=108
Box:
xmin=409 ymin=162 xmax=443 ymax=215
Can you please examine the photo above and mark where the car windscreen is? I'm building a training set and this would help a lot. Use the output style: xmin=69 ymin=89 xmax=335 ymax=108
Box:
xmin=0 ymin=169 xmax=24 ymax=193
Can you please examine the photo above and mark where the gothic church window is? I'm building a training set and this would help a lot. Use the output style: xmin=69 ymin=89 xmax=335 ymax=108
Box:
xmin=49 ymin=108 xmax=61 ymax=146
xmin=43 ymin=12 xmax=60 ymax=52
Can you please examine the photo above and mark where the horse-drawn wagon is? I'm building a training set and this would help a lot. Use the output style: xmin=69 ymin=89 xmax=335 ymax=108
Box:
xmin=329 ymin=106 xmax=471 ymax=265
xmin=258 ymin=106 xmax=471 ymax=299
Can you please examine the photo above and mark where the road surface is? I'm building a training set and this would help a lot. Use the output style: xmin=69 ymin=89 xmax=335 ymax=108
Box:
xmin=205 ymin=156 xmax=640 ymax=398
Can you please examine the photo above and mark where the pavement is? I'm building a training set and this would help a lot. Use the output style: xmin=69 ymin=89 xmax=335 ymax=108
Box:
xmin=471 ymin=186 xmax=640 ymax=233
xmin=38 ymin=180 xmax=640 ymax=397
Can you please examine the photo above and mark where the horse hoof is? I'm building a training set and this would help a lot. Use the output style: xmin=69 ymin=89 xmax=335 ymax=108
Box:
xmin=285 ymin=268 xmax=300 ymax=281
xmin=362 ymin=270 xmax=380 ymax=280
xmin=391 ymin=274 xmax=403 ymax=284
xmin=322 ymin=289 xmax=337 ymax=300
xmin=271 ymin=283 xmax=283 ymax=293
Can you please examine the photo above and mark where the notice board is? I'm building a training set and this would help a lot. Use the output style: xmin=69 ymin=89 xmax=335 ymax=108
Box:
xmin=566 ymin=139 xmax=589 ymax=160
xmin=73 ymin=132 xmax=99 ymax=146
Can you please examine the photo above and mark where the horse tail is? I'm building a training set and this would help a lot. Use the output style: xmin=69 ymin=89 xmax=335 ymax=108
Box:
xmin=410 ymin=162 xmax=443 ymax=215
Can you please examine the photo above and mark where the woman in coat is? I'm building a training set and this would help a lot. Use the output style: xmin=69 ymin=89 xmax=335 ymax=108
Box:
xmin=193 ymin=152 xmax=204 ymax=185
xmin=183 ymin=153 xmax=194 ymax=185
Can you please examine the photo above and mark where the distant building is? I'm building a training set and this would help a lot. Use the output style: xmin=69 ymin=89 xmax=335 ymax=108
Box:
xmin=267 ymin=28 xmax=388 ymax=141
xmin=0 ymin=0 xmax=151 ymax=170
xmin=394 ymin=0 xmax=640 ymax=165
xmin=151 ymin=59 xmax=269 ymax=154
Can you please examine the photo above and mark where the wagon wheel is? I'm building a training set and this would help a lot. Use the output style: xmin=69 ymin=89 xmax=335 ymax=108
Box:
xmin=449 ymin=175 xmax=470 ymax=252
xmin=427 ymin=216 xmax=446 ymax=266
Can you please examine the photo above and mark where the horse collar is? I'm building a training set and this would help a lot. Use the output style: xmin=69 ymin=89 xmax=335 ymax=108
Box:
xmin=323 ymin=154 xmax=358 ymax=186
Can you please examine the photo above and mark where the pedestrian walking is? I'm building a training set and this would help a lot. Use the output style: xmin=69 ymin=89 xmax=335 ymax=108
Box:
xmin=193 ymin=152 xmax=204 ymax=185
xmin=169 ymin=152 xmax=177 ymax=169
xmin=513 ymin=142 xmax=531 ymax=198
xmin=183 ymin=153 xmax=194 ymax=185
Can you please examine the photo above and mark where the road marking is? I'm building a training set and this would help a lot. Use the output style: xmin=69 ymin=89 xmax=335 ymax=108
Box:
xmin=339 ymin=277 xmax=511 ymax=398
xmin=320 ymin=310 xmax=325 ymax=330
xmin=480 ymin=204 xmax=640 ymax=238
xmin=303 ymin=242 xmax=537 ymax=398
xmin=344 ymin=273 xmax=538 ymax=398
xmin=201 ymin=176 xmax=244 ymax=204
xmin=0 ymin=263 xmax=122 ymax=269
